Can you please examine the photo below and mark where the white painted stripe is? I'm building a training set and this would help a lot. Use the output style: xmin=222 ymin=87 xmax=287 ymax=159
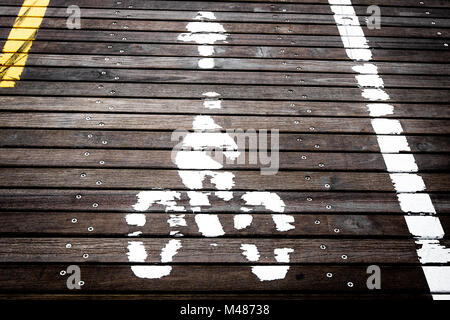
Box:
xmin=195 ymin=214 xmax=225 ymax=237
xmin=329 ymin=0 xmax=449 ymax=297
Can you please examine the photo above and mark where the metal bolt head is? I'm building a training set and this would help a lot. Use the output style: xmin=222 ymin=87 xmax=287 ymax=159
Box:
xmin=324 ymin=184 xmax=331 ymax=189
xmin=305 ymin=176 xmax=311 ymax=181
xmin=341 ymin=254 xmax=348 ymax=260
xmin=80 ymin=173 xmax=86 ymax=178
xmin=326 ymin=272 xmax=333 ymax=278
xmin=347 ymin=282 xmax=354 ymax=287
xmin=306 ymin=197 xmax=312 ymax=201
xmin=301 ymin=155 xmax=307 ymax=160
xmin=71 ymin=218 xmax=78 ymax=223
xmin=326 ymin=205 xmax=332 ymax=210
xmin=87 ymin=134 xmax=93 ymax=138
xmin=314 ymin=220 xmax=320 ymax=225
xmin=65 ymin=243 xmax=72 ymax=249
xmin=96 ymin=180 xmax=102 ymax=185
xmin=99 ymin=160 xmax=105 ymax=165
xmin=84 ymin=152 xmax=90 ymax=156
xmin=314 ymin=144 xmax=320 ymax=148
xmin=60 ymin=270 xmax=66 ymax=276
xmin=320 ymin=244 xmax=326 ymax=250
xmin=88 ymin=227 xmax=94 ymax=232
xmin=318 ymin=163 xmax=325 ymax=167
xmin=92 ymin=203 xmax=98 ymax=208
xmin=78 ymin=280 xmax=85 ymax=286
xmin=102 ymin=140 xmax=108 ymax=145
xmin=75 ymin=194 xmax=82 ymax=199
xmin=334 ymin=228 xmax=340 ymax=233
xmin=83 ymin=253 xmax=89 ymax=259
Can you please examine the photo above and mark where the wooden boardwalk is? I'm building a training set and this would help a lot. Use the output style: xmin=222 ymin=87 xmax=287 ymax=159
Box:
xmin=0 ymin=0 xmax=449 ymax=300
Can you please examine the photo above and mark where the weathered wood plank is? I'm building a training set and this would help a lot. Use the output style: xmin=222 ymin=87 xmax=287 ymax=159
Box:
xmin=0 ymin=97 xmax=448 ymax=118
xmin=0 ymin=238 xmax=428 ymax=264
xmin=1 ymin=130 xmax=448 ymax=153
xmin=0 ymin=264 xmax=432 ymax=292
xmin=1 ymin=28 xmax=448 ymax=50
xmin=0 ymin=113 xmax=448 ymax=134
xmin=0 ymin=212 xmax=431 ymax=237
xmin=5 ymin=0 xmax=450 ymax=17
xmin=1 ymin=189 xmax=449 ymax=213
xmin=14 ymin=67 xmax=450 ymax=89
xmin=1 ymin=7 xmax=448 ymax=27
xmin=2 ymin=18 xmax=448 ymax=39
xmin=0 ymin=168 xmax=448 ymax=191
xmin=2 ymin=55 xmax=448 ymax=75
xmin=5 ymin=42 xmax=447 ymax=63
xmin=0 ymin=149 xmax=448 ymax=172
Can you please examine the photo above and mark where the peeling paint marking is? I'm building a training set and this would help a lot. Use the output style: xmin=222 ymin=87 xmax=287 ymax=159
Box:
xmin=329 ymin=0 xmax=450 ymax=298
xmin=0 ymin=0 xmax=49 ymax=87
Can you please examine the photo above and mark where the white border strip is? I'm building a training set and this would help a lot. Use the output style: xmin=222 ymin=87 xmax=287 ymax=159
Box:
xmin=328 ymin=0 xmax=450 ymax=298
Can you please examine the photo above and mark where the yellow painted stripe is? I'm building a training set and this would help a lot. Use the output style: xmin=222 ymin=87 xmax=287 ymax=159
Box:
xmin=0 ymin=0 xmax=49 ymax=87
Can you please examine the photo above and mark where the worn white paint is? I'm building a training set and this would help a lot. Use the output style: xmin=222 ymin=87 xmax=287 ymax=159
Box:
xmin=133 ymin=191 xmax=184 ymax=212
xmin=128 ymin=231 xmax=142 ymax=237
xmin=382 ymin=154 xmax=418 ymax=173
xmin=125 ymin=213 xmax=146 ymax=227
xmin=203 ymin=100 xmax=222 ymax=109
xmin=195 ymin=214 xmax=225 ymax=237
xmin=251 ymin=266 xmax=290 ymax=282
xmin=127 ymin=241 xmax=147 ymax=262
xmin=405 ymin=216 xmax=444 ymax=239
xmin=417 ymin=241 xmax=450 ymax=263
xmin=177 ymin=33 xmax=227 ymax=45
xmin=371 ymin=119 xmax=403 ymax=134
xmin=422 ymin=267 xmax=450 ymax=293
xmin=179 ymin=170 xmax=235 ymax=190
xmin=175 ymin=151 xmax=222 ymax=169
xmin=240 ymin=244 xmax=260 ymax=262
xmin=352 ymin=63 xmax=378 ymax=74
xmin=198 ymin=57 xmax=215 ymax=69
xmin=192 ymin=115 xmax=222 ymax=131
xmin=241 ymin=192 xmax=286 ymax=213
xmin=160 ymin=239 xmax=182 ymax=263
xmin=215 ymin=191 xmax=233 ymax=201
xmin=376 ymin=135 xmax=411 ymax=153
xmin=355 ymin=74 xmax=384 ymax=88
xmin=367 ymin=103 xmax=394 ymax=117
xmin=274 ymin=248 xmax=294 ymax=263
xmin=397 ymin=193 xmax=436 ymax=214
xmin=390 ymin=173 xmax=426 ymax=193
xmin=234 ymin=214 xmax=253 ymax=230
xmin=131 ymin=266 xmax=173 ymax=279
xmin=181 ymin=132 xmax=238 ymax=150
xmin=167 ymin=214 xmax=187 ymax=227
xmin=198 ymin=45 xmax=215 ymax=56
xmin=362 ymin=88 xmax=390 ymax=101
xmin=329 ymin=0 xmax=449 ymax=297
xmin=194 ymin=11 xmax=216 ymax=20
xmin=185 ymin=22 xmax=225 ymax=33
xmin=272 ymin=214 xmax=295 ymax=232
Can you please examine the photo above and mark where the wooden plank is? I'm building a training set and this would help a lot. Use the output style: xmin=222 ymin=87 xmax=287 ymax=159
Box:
xmin=0 ymin=238 xmax=428 ymax=264
xmin=14 ymin=67 xmax=450 ymax=89
xmin=1 ymin=130 xmax=448 ymax=153
xmin=0 ymin=293 xmax=435 ymax=300
xmin=1 ymin=189 xmax=449 ymax=213
xmin=0 ymin=212 xmax=430 ymax=237
xmin=1 ymin=7 xmax=448 ymax=27
xmin=2 ymin=55 xmax=448 ymax=75
xmin=6 ymin=0 xmax=450 ymax=17
xmin=1 ymin=28 xmax=448 ymax=50
xmin=0 ymin=264 xmax=432 ymax=292
xmin=0 ymin=168 xmax=449 ymax=191
xmin=6 ymin=41 xmax=448 ymax=63
xmin=0 ymin=97 xmax=448 ymax=118
xmin=2 ymin=18 xmax=448 ymax=39
xmin=0 ymin=113 xmax=448 ymax=134
xmin=0 ymin=148 xmax=448 ymax=172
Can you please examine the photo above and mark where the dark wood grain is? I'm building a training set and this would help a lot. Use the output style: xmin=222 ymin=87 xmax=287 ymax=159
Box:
xmin=0 ymin=212 xmax=434 ymax=237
